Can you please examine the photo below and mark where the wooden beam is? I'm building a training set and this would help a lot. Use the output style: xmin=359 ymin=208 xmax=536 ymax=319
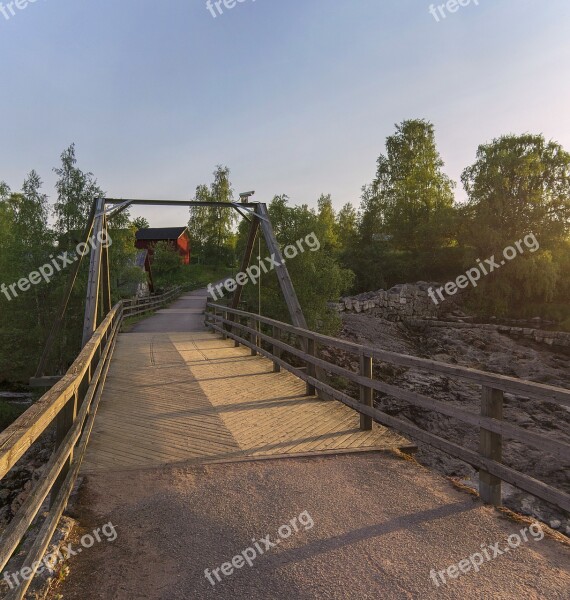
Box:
xmin=100 ymin=218 xmax=112 ymax=317
xmin=479 ymin=386 xmax=503 ymax=506
xmin=29 ymin=376 xmax=63 ymax=388
xmin=105 ymin=198 xmax=257 ymax=209
xmin=82 ymin=198 xmax=106 ymax=347
xmin=256 ymin=203 xmax=308 ymax=329
xmin=360 ymin=354 xmax=373 ymax=430
xmin=230 ymin=215 xmax=260 ymax=311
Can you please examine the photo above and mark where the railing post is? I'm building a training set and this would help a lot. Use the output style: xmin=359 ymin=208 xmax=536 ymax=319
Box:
xmin=205 ymin=305 xmax=213 ymax=331
xmin=479 ymin=386 xmax=503 ymax=506
xmin=222 ymin=310 xmax=228 ymax=340
xmin=272 ymin=325 xmax=281 ymax=373
xmin=359 ymin=352 xmax=373 ymax=430
xmin=50 ymin=391 xmax=78 ymax=508
xmin=249 ymin=317 xmax=257 ymax=356
xmin=306 ymin=337 xmax=316 ymax=396
xmin=234 ymin=315 xmax=240 ymax=347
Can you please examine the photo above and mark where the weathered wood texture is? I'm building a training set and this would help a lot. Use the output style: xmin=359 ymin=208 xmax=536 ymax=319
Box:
xmin=206 ymin=303 xmax=570 ymax=513
xmin=82 ymin=332 xmax=410 ymax=473
xmin=0 ymin=286 xmax=180 ymax=596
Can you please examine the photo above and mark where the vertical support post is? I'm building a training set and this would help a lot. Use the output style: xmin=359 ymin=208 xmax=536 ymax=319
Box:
xmin=306 ymin=337 xmax=316 ymax=396
xmin=82 ymin=198 xmax=106 ymax=347
xmin=249 ymin=317 xmax=257 ymax=356
xmin=272 ymin=325 xmax=281 ymax=373
xmin=50 ymin=392 xmax=78 ymax=508
xmin=100 ymin=217 xmax=112 ymax=317
xmin=222 ymin=310 xmax=228 ymax=340
xmin=359 ymin=353 xmax=373 ymax=431
xmin=479 ymin=386 xmax=503 ymax=506
xmin=234 ymin=314 xmax=240 ymax=347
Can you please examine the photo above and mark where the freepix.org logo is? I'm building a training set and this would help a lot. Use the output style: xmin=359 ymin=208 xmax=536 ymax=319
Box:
xmin=205 ymin=0 xmax=257 ymax=19
xmin=0 ymin=231 xmax=112 ymax=302
xmin=0 ymin=0 xmax=45 ymax=23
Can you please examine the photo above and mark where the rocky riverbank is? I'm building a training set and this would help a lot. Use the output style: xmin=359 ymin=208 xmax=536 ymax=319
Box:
xmin=328 ymin=309 xmax=570 ymax=534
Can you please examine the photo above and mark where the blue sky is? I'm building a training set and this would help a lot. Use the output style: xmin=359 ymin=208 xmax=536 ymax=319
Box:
xmin=1 ymin=0 xmax=569 ymax=227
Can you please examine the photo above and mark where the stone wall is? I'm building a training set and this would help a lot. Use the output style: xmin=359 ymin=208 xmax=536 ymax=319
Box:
xmin=332 ymin=282 xmax=569 ymax=349
xmin=331 ymin=282 xmax=456 ymax=320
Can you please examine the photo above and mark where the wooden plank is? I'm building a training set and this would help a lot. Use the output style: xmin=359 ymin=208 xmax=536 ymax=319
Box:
xmin=82 ymin=197 xmax=106 ymax=346
xmin=210 ymin=317 xmax=570 ymax=461
xmin=479 ymin=386 xmax=503 ymax=506
xmin=360 ymin=353 xmax=373 ymax=431
xmin=256 ymin=203 xmax=308 ymax=329
xmin=4 ymin=323 xmax=116 ymax=600
xmin=209 ymin=322 xmax=570 ymax=511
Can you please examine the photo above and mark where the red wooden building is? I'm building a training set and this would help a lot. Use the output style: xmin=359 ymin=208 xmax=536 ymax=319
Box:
xmin=135 ymin=227 xmax=191 ymax=265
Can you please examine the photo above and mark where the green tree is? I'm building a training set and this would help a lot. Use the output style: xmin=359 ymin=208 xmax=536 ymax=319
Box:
xmin=369 ymin=119 xmax=456 ymax=252
xmin=346 ymin=120 xmax=461 ymax=292
xmin=238 ymin=195 xmax=354 ymax=333
xmin=335 ymin=203 xmax=358 ymax=250
xmin=187 ymin=166 xmax=237 ymax=265
xmin=0 ymin=174 xmax=56 ymax=380
xmin=53 ymin=144 xmax=105 ymax=237
xmin=151 ymin=241 xmax=186 ymax=288
xmin=459 ymin=133 xmax=570 ymax=318
xmin=316 ymin=194 xmax=338 ymax=251
xmin=460 ymin=133 xmax=570 ymax=252
xmin=132 ymin=216 xmax=150 ymax=230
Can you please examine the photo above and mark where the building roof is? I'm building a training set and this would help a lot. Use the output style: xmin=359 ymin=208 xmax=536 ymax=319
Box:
xmin=135 ymin=227 xmax=188 ymax=241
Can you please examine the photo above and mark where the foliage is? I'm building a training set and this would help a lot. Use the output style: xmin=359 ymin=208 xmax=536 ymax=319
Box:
xmin=367 ymin=119 xmax=456 ymax=252
xmin=458 ymin=134 xmax=570 ymax=317
xmin=237 ymin=195 xmax=354 ymax=334
xmin=151 ymin=241 xmax=188 ymax=288
xmin=187 ymin=166 xmax=237 ymax=266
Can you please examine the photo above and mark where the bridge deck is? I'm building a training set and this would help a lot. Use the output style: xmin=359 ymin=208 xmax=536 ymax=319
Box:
xmin=83 ymin=316 xmax=409 ymax=473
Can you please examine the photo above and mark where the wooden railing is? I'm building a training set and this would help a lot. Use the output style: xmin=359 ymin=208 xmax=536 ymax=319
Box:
xmin=205 ymin=303 xmax=570 ymax=514
xmin=0 ymin=286 xmax=182 ymax=599
xmin=122 ymin=286 xmax=182 ymax=319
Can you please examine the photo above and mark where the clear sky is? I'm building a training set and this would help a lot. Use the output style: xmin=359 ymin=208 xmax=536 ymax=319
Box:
xmin=1 ymin=0 xmax=569 ymax=227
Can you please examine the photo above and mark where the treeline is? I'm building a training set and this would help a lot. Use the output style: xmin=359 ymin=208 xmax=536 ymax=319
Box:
xmin=345 ymin=120 xmax=570 ymax=324
xmin=0 ymin=145 xmax=145 ymax=382
xmin=2 ymin=120 xmax=569 ymax=381
xmin=190 ymin=120 xmax=569 ymax=330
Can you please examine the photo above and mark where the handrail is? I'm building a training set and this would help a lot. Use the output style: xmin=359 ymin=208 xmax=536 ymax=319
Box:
xmin=205 ymin=302 xmax=570 ymax=513
xmin=0 ymin=286 xmax=183 ymax=598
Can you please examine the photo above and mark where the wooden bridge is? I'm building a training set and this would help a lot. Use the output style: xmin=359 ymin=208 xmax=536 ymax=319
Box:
xmin=1 ymin=199 xmax=569 ymax=598
xmin=82 ymin=291 xmax=410 ymax=473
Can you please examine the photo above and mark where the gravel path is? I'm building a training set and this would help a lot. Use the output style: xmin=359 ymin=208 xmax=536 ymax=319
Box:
xmin=51 ymin=453 xmax=569 ymax=599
